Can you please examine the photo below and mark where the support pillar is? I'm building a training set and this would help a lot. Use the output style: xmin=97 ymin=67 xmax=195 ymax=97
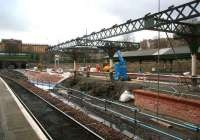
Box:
xmin=54 ymin=54 xmax=59 ymax=69
xmin=109 ymin=58 xmax=114 ymax=81
xmin=192 ymin=54 xmax=197 ymax=76
xmin=184 ymin=36 xmax=199 ymax=88
xmin=191 ymin=53 xmax=198 ymax=87
xmin=54 ymin=56 xmax=56 ymax=69
xmin=163 ymin=60 xmax=166 ymax=73
xmin=73 ymin=60 xmax=76 ymax=71
xmin=139 ymin=60 xmax=142 ymax=73
xmin=73 ymin=60 xmax=77 ymax=80
xmin=109 ymin=58 xmax=113 ymax=71
xmin=170 ymin=60 xmax=173 ymax=73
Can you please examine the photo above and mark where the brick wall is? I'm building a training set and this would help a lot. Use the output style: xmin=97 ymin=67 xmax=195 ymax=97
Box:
xmin=134 ymin=89 xmax=200 ymax=124
xmin=127 ymin=59 xmax=200 ymax=74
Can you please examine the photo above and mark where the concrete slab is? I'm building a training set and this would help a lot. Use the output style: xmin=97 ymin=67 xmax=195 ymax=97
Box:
xmin=0 ymin=77 xmax=43 ymax=140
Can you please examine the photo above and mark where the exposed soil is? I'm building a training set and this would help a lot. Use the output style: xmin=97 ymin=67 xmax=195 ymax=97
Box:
xmin=60 ymin=74 xmax=144 ymax=100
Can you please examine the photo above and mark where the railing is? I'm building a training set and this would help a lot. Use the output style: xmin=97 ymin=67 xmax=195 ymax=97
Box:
xmin=54 ymin=85 xmax=200 ymax=139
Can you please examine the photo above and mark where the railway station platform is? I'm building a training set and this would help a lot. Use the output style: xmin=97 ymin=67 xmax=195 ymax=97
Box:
xmin=0 ymin=77 xmax=46 ymax=140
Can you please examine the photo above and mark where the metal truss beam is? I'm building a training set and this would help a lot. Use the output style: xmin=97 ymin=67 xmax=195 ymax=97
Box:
xmin=50 ymin=0 xmax=200 ymax=51
xmin=83 ymin=20 xmax=197 ymax=41
xmin=49 ymin=39 xmax=139 ymax=51
xmin=149 ymin=0 xmax=200 ymax=22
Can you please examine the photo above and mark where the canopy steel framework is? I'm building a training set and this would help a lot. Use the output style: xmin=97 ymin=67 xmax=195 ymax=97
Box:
xmin=50 ymin=0 xmax=200 ymax=51
xmin=50 ymin=0 xmax=200 ymax=86
xmin=49 ymin=39 xmax=139 ymax=51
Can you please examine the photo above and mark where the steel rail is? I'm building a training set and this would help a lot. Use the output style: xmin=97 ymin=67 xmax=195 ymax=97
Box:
xmin=84 ymin=100 xmax=183 ymax=140
xmin=54 ymin=89 xmax=184 ymax=140
xmin=56 ymin=85 xmax=200 ymax=132
xmin=4 ymin=78 xmax=104 ymax=140
xmin=9 ymin=85 xmax=53 ymax=140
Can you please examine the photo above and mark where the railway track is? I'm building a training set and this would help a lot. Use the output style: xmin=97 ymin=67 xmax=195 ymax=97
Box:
xmin=1 ymin=70 xmax=199 ymax=140
xmin=54 ymin=85 xmax=200 ymax=140
xmin=3 ymin=77 xmax=104 ymax=140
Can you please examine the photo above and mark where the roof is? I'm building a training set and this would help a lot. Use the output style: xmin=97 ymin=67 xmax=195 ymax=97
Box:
xmin=121 ymin=49 xmax=157 ymax=57
xmin=113 ymin=46 xmax=200 ymax=60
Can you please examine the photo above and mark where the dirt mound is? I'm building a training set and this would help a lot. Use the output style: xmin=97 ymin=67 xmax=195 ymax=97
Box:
xmin=61 ymin=75 xmax=143 ymax=100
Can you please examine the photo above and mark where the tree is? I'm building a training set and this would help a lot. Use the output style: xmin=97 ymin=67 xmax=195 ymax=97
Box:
xmin=121 ymin=34 xmax=137 ymax=51
xmin=121 ymin=34 xmax=135 ymax=42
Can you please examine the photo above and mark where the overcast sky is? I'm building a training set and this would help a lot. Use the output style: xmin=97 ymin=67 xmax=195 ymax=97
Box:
xmin=0 ymin=0 xmax=190 ymax=45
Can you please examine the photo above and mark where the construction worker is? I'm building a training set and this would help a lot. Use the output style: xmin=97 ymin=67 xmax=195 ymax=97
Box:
xmin=86 ymin=65 xmax=91 ymax=77
xmin=96 ymin=64 xmax=100 ymax=72
xmin=109 ymin=66 xmax=114 ymax=81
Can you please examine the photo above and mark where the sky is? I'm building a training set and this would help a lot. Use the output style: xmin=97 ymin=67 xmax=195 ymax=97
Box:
xmin=0 ymin=0 xmax=191 ymax=45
